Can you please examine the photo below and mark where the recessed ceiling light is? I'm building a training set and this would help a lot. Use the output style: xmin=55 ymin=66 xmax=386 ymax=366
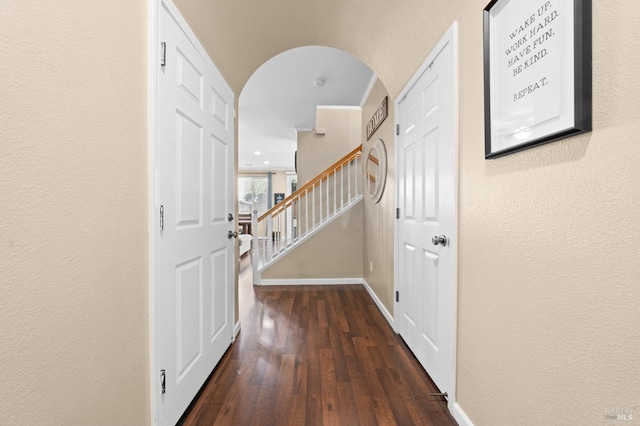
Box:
xmin=264 ymin=161 xmax=270 ymax=165
xmin=254 ymin=151 xmax=261 ymax=155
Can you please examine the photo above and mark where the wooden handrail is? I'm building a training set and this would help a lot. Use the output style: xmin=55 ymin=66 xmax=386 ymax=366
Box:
xmin=258 ymin=144 xmax=362 ymax=221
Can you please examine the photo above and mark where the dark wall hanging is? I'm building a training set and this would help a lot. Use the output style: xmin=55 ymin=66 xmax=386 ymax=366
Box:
xmin=483 ymin=0 xmax=592 ymax=159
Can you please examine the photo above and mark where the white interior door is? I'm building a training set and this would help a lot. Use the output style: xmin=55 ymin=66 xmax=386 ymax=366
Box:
xmin=156 ymin=2 xmax=235 ymax=424
xmin=396 ymin=24 xmax=457 ymax=400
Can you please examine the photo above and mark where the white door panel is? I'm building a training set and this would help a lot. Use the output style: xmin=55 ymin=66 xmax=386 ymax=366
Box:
xmin=397 ymin=24 xmax=457 ymax=400
xmin=156 ymin=2 xmax=235 ymax=424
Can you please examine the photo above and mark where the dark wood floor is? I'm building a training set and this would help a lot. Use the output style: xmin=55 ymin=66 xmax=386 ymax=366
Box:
xmin=181 ymin=255 xmax=457 ymax=425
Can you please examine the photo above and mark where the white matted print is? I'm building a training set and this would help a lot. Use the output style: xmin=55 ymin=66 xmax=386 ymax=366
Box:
xmin=483 ymin=0 xmax=592 ymax=158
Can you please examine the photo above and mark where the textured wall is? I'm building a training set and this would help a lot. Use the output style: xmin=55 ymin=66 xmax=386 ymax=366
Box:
xmin=0 ymin=1 xmax=150 ymax=425
xmin=455 ymin=1 xmax=640 ymax=424
xmin=361 ymin=79 xmax=395 ymax=314
xmin=296 ymin=130 xmax=315 ymax=184
xmin=297 ymin=107 xmax=363 ymax=185
xmin=174 ymin=0 xmax=319 ymax=93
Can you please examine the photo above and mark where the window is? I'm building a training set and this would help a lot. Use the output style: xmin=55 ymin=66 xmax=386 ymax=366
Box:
xmin=238 ymin=176 xmax=268 ymax=215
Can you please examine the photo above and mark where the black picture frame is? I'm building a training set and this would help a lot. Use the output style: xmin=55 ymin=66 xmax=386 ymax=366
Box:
xmin=483 ymin=0 xmax=592 ymax=159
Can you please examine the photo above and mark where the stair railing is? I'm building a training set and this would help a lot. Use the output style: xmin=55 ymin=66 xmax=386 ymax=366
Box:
xmin=251 ymin=145 xmax=363 ymax=281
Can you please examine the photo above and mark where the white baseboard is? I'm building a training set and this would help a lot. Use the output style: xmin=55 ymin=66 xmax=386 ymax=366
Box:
xmin=259 ymin=278 xmax=364 ymax=286
xmin=233 ymin=320 xmax=241 ymax=341
xmin=450 ymin=402 xmax=474 ymax=426
xmin=362 ymin=279 xmax=395 ymax=329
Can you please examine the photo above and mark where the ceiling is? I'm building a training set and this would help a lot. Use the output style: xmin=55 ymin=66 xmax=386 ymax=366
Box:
xmin=238 ymin=46 xmax=375 ymax=171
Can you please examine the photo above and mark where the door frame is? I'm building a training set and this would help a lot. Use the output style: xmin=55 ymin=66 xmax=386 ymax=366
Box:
xmin=149 ymin=0 xmax=160 ymax=422
xmin=393 ymin=21 xmax=459 ymax=407
xmin=148 ymin=0 xmax=236 ymax=423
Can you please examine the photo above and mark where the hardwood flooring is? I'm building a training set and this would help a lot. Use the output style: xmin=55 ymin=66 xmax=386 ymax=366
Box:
xmin=181 ymin=255 xmax=457 ymax=425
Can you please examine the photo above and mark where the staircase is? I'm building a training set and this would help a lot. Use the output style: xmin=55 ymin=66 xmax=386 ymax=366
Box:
xmin=251 ymin=145 xmax=363 ymax=284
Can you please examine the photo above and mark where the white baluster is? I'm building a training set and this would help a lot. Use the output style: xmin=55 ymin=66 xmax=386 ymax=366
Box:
xmin=355 ymin=155 xmax=359 ymax=196
xmin=340 ymin=164 xmax=344 ymax=210
xmin=251 ymin=209 xmax=260 ymax=284
xmin=312 ymin=185 xmax=316 ymax=230
xmin=275 ymin=210 xmax=280 ymax=254
xmin=326 ymin=176 xmax=329 ymax=220
xmin=284 ymin=205 xmax=288 ymax=249
xmin=348 ymin=158 xmax=352 ymax=201
xmin=302 ymin=188 xmax=309 ymax=236
xmin=295 ymin=196 xmax=299 ymax=243
xmin=319 ymin=179 xmax=323 ymax=223
xmin=333 ymin=169 xmax=337 ymax=215
xmin=266 ymin=215 xmax=273 ymax=262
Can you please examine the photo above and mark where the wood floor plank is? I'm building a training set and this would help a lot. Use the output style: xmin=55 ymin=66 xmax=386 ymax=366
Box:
xmin=284 ymin=394 xmax=307 ymax=425
xmin=328 ymin=327 xmax=350 ymax=383
xmin=336 ymin=381 xmax=361 ymax=425
xmin=180 ymin=256 xmax=457 ymax=425
xmin=304 ymin=393 xmax=322 ymax=426
xmin=272 ymin=353 xmax=296 ymax=423
xmin=319 ymin=348 xmax=341 ymax=425
xmin=355 ymin=396 xmax=380 ymax=425
xmin=376 ymin=367 xmax=419 ymax=425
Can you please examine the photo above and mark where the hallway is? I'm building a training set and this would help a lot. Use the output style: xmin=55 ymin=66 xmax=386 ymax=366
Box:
xmin=181 ymin=255 xmax=457 ymax=425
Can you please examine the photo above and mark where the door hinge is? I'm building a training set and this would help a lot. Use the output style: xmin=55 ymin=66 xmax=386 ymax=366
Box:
xmin=396 ymin=124 xmax=400 ymax=136
xmin=396 ymin=208 xmax=400 ymax=219
xmin=160 ymin=205 xmax=164 ymax=231
xmin=396 ymin=291 xmax=399 ymax=302
xmin=160 ymin=42 xmax=166 ymax=67
xmin=160 ymin=369 xmax=166 ymax=395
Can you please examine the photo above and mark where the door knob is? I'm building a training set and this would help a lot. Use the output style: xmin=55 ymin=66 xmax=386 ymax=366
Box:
xmin=432 ymin=235 xmax=447 ymax=246
xmin=228 ymin=213 xmax=234 ymax=222
xmin=228 ymin=230 xmax=238 ymax=239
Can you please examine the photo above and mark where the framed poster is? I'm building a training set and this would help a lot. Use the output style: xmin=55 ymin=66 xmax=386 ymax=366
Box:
xmin=483 ymin=0 xmax=591 ymax=159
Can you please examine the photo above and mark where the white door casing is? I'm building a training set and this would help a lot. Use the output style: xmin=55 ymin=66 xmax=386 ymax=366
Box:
xmin=153 ymin=1 xmax=235 ymax=424
xmin=395 ymin=23 xmax=458 ymax=402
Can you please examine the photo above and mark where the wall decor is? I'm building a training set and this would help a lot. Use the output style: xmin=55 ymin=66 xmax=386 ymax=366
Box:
xmin=483 ymin=0 xmax=591 ymax=159
xmin=365 ymin=139 xmax=387 ymax=203
xmin=366 ymin=96 xmax=388 ymax=141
